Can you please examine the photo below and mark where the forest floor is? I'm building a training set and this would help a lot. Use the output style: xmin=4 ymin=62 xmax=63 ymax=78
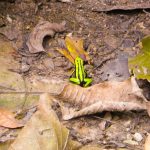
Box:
xmin=0 ymin=0 xmax=150 ymax=149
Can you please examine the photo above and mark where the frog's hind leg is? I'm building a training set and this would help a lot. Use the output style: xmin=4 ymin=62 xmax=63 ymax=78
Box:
xmin=84 ymin=78 xmax=92 ymax=87
xmin=69 ymin=78 xmax=80 ymax=85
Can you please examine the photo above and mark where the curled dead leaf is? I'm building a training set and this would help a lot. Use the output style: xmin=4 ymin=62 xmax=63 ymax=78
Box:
xmin=26 ymin=21 xmax=66 ymax=53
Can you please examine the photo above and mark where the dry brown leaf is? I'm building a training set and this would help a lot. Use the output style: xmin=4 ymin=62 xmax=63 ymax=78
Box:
xmin=26 ymin=21 xmax=66 ymax=53
xmin=55 ymin=77 xmax=150 ymax=120
xmin=0 ymin=108 xmax=23 ymax=128
xmin=57 ymin=48 xmax=75 ymax=64
xmin=144 ymin=134 xmax=150 ymax=150
xmin=65 ymin=36 xmax=90 ymax=61
xmin=29 ymin=76 xmax=150 ymax=120
xmin=57 ymin=36 xmax=90 ymax=64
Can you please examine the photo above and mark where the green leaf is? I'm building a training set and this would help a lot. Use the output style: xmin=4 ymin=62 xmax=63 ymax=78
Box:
xmin=141 ymin=36 xmax=150 ymax=55
xmin=128 ymin=36 xmax=150 ymax=80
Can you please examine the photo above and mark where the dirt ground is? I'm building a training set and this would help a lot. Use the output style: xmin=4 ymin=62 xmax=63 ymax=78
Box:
xmin=0 ymin=0 xmax=150 ymax=149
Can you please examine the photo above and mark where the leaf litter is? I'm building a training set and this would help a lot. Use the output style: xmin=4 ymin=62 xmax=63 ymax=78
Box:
xmin=32 ymin=77 xmax=149 ymax=120
xmin=0 ymin=37 xmax=149 ymax=149
xmin=8 ymin=94 xmax=80 ymax=150
xmin=0 ymin=2 xmax=148 ymax=149
xmin=0 ymin=33 xmax=149 ymax=149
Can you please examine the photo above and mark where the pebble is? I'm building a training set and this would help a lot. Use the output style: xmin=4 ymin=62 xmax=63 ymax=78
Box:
xmin=123 ymin=140 xmax=138 ymax=145
xmin=133 ymin=133 xmax=143 ymax=142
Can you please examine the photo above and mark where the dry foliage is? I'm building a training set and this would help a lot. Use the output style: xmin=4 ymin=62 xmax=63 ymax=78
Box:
xmin=55 ymin=77 xmax=150 ymax=120
xmin=9 ymin=94 xmax=82 ymax=150
xmin=57 ymin=36 xmax=90 ymax=64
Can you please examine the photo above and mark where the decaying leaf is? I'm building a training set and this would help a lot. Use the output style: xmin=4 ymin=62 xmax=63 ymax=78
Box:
xmin=80 ymin=0 xmax=150 ymax=12
xmin=26 ymin=21 xmax=66 ymax=53
xmin=8 ymin=94 xmax=71 ymax=150
xmin=0 ymin=108 xmax=23 ymax=128
xmin=55 ymin=77 xmax=150 ymax=120
xmin=30 ymin=76 xmax=150 ymax=120
xmin=128 ymin=36 xmax=150 ymax=80
xmin=57 ymin=36 xmax=90 ymax=64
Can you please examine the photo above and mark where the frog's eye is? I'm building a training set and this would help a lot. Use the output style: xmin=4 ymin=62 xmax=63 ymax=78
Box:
xmin=75 ymin=57 xmax=84 ymax=65
xmin=75 ymin=57 xmax=80 ymax=62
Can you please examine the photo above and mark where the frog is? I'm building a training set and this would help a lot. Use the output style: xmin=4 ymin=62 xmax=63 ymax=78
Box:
xmin=69 ymin=57 xmax=92 ymax=87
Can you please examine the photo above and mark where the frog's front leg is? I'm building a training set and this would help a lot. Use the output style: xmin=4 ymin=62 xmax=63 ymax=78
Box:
xmin=84 ymin=78 xmax=92 ymax=87
xmin=69 ymin=77 xmax=80 ymax=85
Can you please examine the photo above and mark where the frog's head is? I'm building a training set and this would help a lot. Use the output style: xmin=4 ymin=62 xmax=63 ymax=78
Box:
xmin=75 ymin=57 xmax=84 ymax=66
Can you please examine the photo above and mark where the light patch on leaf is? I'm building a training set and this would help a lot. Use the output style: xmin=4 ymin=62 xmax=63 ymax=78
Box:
xmin=0 ymin=108 xmax=23 ymax=128
xmin=144 ymin=134 xmax=150 ymax=150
